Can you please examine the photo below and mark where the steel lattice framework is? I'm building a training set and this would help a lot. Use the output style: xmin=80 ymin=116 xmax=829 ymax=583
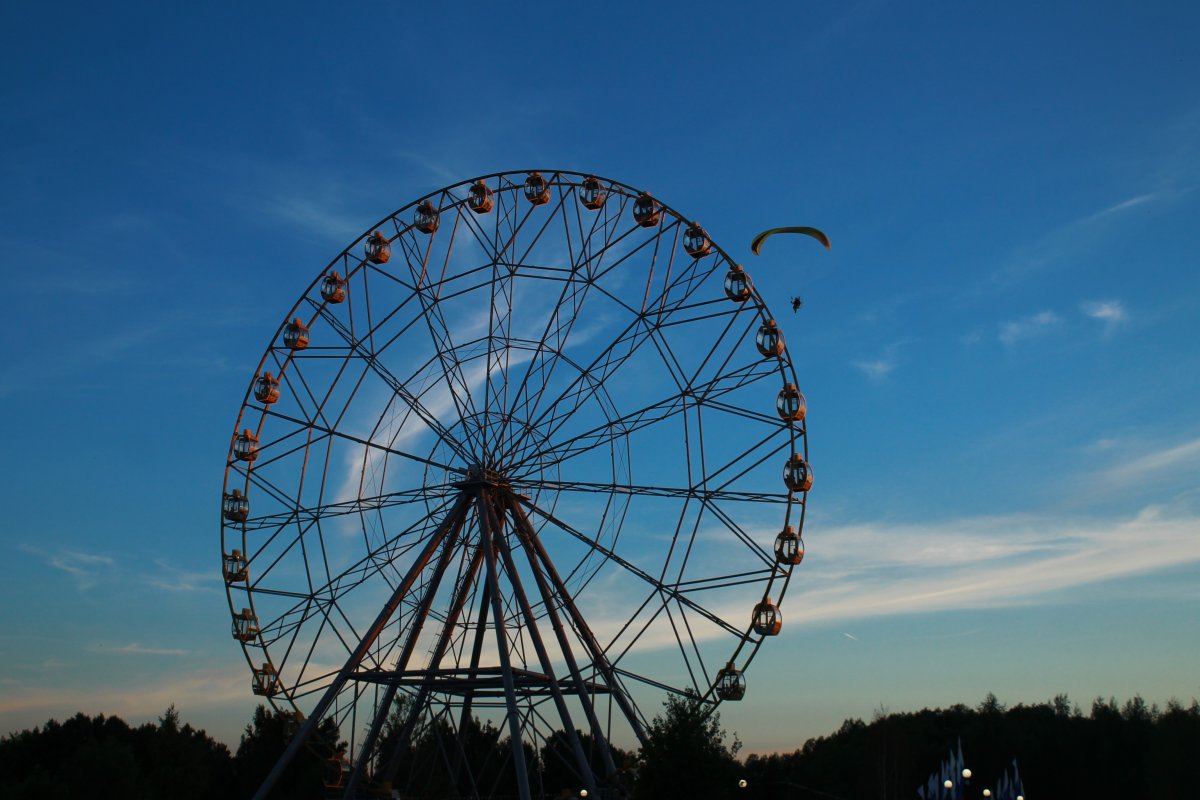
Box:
xmin=220 ymin=170 xmax=812 ymax=799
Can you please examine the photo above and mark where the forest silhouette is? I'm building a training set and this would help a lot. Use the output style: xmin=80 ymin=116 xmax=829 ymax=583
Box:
xmin=1 ymin=692 xmax=1196 ymax=799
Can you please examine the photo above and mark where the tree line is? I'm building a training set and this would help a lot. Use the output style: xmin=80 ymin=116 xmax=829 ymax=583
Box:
xmin=739 ymin=693 xmax=1200 ymax=800
xmin=0 ymin=692 xmax=1196 ymax=799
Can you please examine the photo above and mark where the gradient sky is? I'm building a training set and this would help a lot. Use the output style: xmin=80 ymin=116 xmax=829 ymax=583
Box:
xmin=2 ymin=2 xmax=1198 ymax=755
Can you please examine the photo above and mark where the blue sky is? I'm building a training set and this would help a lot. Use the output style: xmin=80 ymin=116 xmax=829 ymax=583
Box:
xmin=2 ymin=1 xmax=1198 ymax=755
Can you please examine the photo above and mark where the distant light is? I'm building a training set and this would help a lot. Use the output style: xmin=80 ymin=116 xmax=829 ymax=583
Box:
xmin=962 ymin=768 xmax=972 ymax=779
xmin=1017 ymin=796 xmax=1024 ymax=800
xmin=579 ymin=791 xmax=588 ymax=798
xmin=945 ymin=780 xmax=954 ymax=789
xmin=983 ymin=791 xmax=991 ymax=798
xmin=739 ymin=779 xmax=748 ymax=788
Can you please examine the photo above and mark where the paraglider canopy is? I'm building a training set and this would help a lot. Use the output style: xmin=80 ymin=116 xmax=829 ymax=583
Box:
xmin=750 ymin=226 xmax=831 ymax=255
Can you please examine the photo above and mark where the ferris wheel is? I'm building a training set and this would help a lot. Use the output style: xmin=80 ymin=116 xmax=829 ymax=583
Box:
xmin=220 ymin=170 xmax=812 ymax=799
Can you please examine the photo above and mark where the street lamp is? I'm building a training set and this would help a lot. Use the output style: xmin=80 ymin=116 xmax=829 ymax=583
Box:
xmin=739 ymin=779 xmax=748 ymax=789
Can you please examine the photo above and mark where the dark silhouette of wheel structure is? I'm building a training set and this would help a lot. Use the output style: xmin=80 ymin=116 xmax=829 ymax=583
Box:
xmin=220 ymin=170 xmax=811 ymax=799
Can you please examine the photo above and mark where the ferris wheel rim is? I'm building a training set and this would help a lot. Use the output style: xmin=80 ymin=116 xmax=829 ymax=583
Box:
xmin=219 ymin=171 xmax=812 ymax=775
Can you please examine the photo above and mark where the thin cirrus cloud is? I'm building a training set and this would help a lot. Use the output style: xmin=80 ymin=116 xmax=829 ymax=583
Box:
xmin=92 ymin=643 xmax=190 ymax=657
xmin=1096 ymin=436 xmax=1200 ymax=487
xmin=535 ymin=497 xmax=1200 ymax=660
xmin=851 ymin=338 xmax=915 ymax=380
xmin=997 ymin=310 xmax=1061 ymax=345
xmin=852 ymin=358 xmax=896 ymax=380
xmin=17 ymin=544 xmax=115 ymax=589
xmin=992 ymin=193 xmax=1157 ymax=284
xmin=1081 ymin=299 xmax=1128 ymax=326
xmin=790 ymin=501 xmax=1200 ymax=626
xmin=0 ymin=663 xmax=249 ymax=731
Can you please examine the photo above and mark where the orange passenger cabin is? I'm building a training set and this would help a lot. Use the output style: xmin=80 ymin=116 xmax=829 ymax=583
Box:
xmin=364 ymin=231 xmax=391 ymax=264
xmin=752 ymin=598 xmax=782 ymax=637
xmin=724 ymin=265 xmax=751 ymax=302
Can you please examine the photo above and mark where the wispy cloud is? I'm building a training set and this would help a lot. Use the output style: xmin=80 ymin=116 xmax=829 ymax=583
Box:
xmin=1081 ymin=299 xmax=1128 ymax=334
xmin=95 ymin=643 xmax=190 ymax=657
xmin=265 ymin=195 xmax=365 ymax=241
xmin=791 ymin=502 xmax=1200 ymax=626
xmin=998 ymin=310 xmax=1060 ymax=345
xmin=851 ymin=338 xmax=914 ymax=380
xmin=993 ymin=194 xmax=1158 ymax=285
xmin=146 ymin=559 xmax=220 ymax=594
xmin=18 ymin=545 xmax=115 ymax=589
xmin=852 ymin=358 xmax=896 ymax=380
xmin=1096 ymin=436 xmax=1200 ymax=487
xmin=567 ymin=497 xmax=1200 ymax=661
xmin=0 ymin=663 xmax=251 ymax=743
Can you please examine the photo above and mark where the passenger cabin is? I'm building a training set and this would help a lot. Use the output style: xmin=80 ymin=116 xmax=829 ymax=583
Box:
xmin=321 ymin=272 xmax=347 ymax=304
xmin=774 ymin=526 xmax=804 ymax=565
xmin=232 ymin=608 xmax=260 ymax=642
xmin=776 ymin=383 xmax=806 ymax=422
xmin=283 ymin=318 xmax=309 ymax=350
xmin=254 ymin=372 xmax=280 ymax=404
xmin=324 ymin=757 xmax=350 ymax=791
xmin=414 ymin=200 xmax=440 ymax=234
xmin=716 ymin=661 xmax=746 ymax=701
xmin=524 ymin=172 xmax=551 ymax=206
xmin=252 ymin=663 xmax=279 ymax=696
xmin=468 ymin=180 xmax=494 ymax=214
xmin=222 ymin=549 xmax=248 ymax=583
xmin=724 ymin=265 xmax=751 ymax=302
xmin=752 ymin=598 xmax=782 ymax=636
xmin=755 ymin=319 xmax=785 ymax=357
xmin=632 ymin=192 xmax=661 ymax=227
xmin=364 ymin=231 xmax=391 ymax=264
xmin=233 ymin=429 xmax=259 ymax=462
xmin=580 ymin=175 xmax=606 ymax=209
xmin=222 ymin=489 xmax=249 ymax=523
xmin=783 ymin=454 xmax=813 ymax=493
xmin=683 ymin=222 xmax=713 ymax=258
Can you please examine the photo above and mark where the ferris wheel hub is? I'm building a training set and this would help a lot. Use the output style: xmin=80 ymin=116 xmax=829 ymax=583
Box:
xmin=455 ymin=463 xmax=510 ymax=489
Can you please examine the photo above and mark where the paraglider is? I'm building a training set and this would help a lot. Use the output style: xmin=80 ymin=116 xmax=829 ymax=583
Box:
xmin=750 ymin=226 xmax=829 ymax=311
xmin=749 ymin=226 xmax=831 ymax=255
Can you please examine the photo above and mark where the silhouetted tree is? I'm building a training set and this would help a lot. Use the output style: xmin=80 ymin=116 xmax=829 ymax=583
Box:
xmin=740 ymin=692 xmax=1200 ymax=800
xmin=634 ymin=693 xmax=741 ymax=799
xmin=0 ymin=708 xmax=233 ymax=800
xmin=234 ymin=704 xmax=345 ymax=800
xmin=538 ymin=728 xmax=635 ymax=796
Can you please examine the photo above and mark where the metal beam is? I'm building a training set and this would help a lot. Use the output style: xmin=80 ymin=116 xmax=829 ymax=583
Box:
xmin=252 ymin=492 xmax=471 ymax=800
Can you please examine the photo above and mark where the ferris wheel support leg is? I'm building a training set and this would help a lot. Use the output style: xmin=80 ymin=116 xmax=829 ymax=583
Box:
xmin=343 ymin=501 xmax=473 ymax=799
xmin=484 ymin=494 xmax=600 ymax=798
xmin=509 ymin=497 xmax=649 ymax=747
xmin=475 ymin=488 xmax=534 ymax=800
xmin=380 ymin=545 xmax=488 ymax=789
xmin=252 ymin=493 xmax=472 ymax=800
xmin=501 ymin=495 xmax=621 ymax=781
xmin=448 ymin=560 xmax=494 ymax=793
